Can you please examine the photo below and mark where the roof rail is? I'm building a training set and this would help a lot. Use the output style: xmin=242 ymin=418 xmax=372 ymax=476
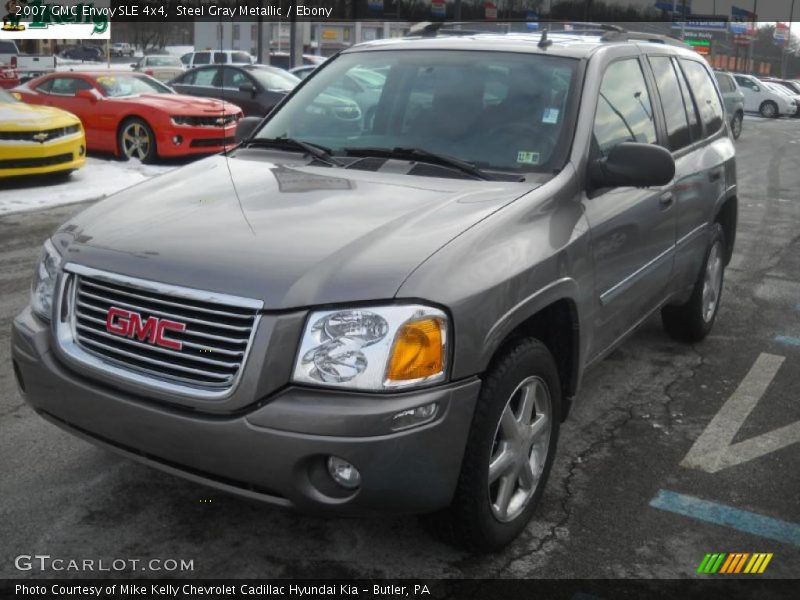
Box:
xmin=601 ymin=30 xmax=689 ymax=47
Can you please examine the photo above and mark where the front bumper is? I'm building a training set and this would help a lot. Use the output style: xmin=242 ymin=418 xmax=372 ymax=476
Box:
xmin=0 ymin=134 xmax=86 ymax=178
xmin=156 ymin=123 xmax=238 ymax=157
xmin=11 ymin=307 xmax=481 ymax=515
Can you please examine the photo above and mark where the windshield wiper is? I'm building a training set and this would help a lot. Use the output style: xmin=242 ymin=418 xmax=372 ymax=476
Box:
xmin=241 ymin=137 xmax=343 ymax=167
xmin=343 ymin=146 xmax=495 ymax=181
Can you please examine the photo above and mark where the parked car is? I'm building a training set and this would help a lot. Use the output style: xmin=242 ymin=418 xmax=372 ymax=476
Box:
xmin=767 ymin=79 xmax=800 ymax=95
xmin=0 ymin=40 xmax=56 ymax=81
xmin=132 ymin=55 xmax=184 ymax=84
xmin=180 ymin=50 xmax=254 ymax=69
xmin=0 ymin=88 xmax=85 ymax=178
xmin=59 ymin=45 xmax=104 ymax=62
xmin=169 ymin=64 xmax=298 ymax=117
xmin=0 ymin=64 xmax=20 ymax=89
xmin=714 ymin=71 xmax=744 ymax=139
xmin=288 ymin=65 xmax=317 ymax=80
xmin=267 ymin=52 xmax=326 ymax=70
xmin=732 ymin=72 xmax=796 ymax=118
xmin=762 ymin=81 xmax=800 ymax=117
xmin=110 ymin=43 xmax=135 ymax=58
xmin=12 ymin=29 xmax=737 ymax=552
xmin=13 ymin=72 xmax=242 ymax=162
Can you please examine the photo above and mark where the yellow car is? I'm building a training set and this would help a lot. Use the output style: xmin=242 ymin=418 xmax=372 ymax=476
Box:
xmin=0 ymin=88 xmax=86 ymax=179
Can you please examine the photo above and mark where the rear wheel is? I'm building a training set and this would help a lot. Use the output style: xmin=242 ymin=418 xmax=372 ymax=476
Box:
xmin=759 ymin=101 xmax=778 ymax=118
xmin=661 ymin=223 xmax=725 ymax=342
xmin=730 ymin=111 xmax=743 ymax=139
xmin=117 ymin=118 xmax=157 ymax=163
xmin=423 ymin=338 xmax=561 ymax=552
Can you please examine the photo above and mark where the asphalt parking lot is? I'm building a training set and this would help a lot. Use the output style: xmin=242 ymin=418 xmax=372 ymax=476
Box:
xmin=1 ymin=115 xmax=799 ymax=579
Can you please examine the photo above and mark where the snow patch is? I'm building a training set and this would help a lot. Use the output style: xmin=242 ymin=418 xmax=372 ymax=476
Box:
xmin=0 ymin=157 xmax=175 ymax=216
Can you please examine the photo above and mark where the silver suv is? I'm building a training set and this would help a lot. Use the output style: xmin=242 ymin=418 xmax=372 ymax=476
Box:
xmin=12 ymin=27 xmax=737 ymax=552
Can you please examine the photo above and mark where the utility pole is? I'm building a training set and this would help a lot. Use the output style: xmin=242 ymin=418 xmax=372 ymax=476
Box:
xmin=747 ymin=0 xmax=758 ymax=74
xmin=781 ymin=0 xmax=795 ymax=78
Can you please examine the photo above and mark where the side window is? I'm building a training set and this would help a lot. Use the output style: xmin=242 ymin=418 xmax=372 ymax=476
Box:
xmin=189 ymin=68 xmax=218 ymax=87
xmin=715 ymin=74 xmax=732 ymax=93
xmin=593 ymin=58 xmax=657 ymax=157
xmin=35 ymin=78 xmax=54 ymax=94
xmin=49 ymin=77 xmax=92 ymax=96
xmin=676 ymin=59 xmax=702 ymax=142
xmin=649 ymin=56 xmax=692 ymax=151
xmin=734 ymin=75 xmax=757 ymax=91
xmin=680 ymin=59 xmax=724 ymax=137
xmin=222 ymin=67 xmax=251 ymax=89
xmin=194 ymin=52 xmax=210 ymax=65
xmin=214 ymin=52 xmax=227 ymax=64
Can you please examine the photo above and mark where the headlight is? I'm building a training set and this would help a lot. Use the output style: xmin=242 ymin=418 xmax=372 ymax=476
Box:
xmin=31 ymin=239 xmax=61 ymax=321
xmin=292 ymin=305 xmax=448 ymax=391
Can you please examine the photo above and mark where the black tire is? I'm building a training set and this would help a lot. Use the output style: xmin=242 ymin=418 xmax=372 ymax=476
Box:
xmin=759 ymin=101 xmax=778 ymax=119
xmin=661 ymin=222 xmax=726 ymax=343
xmin=117 ymin=117 xmax=157 ymax=163
xmin=423 ymin=338 xmax=561 ymax=553
xmin=730 ymin=111 xmax=743 ymax=140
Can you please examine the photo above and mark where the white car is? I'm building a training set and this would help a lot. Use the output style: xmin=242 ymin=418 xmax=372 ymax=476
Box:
xmin=180 ymin=50 xmax=254 ymax=69
xmin=763 ymin=81 xmax=800 ymax=117
xmin=132 ymin=55 xmax=185 ymax=83
xmin=110 ymin=43 xmax=135 ymax=57
xmin=732 ymin=73 xmax=796 ymax=118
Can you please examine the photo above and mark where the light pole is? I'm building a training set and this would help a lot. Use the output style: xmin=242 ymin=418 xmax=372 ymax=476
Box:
xmin=747 ymin=0 xmax=758 ymax=74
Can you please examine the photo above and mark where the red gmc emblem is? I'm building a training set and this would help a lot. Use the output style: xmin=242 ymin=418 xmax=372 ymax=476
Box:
xmin=105 ymin=307 xmax=186 ymax=351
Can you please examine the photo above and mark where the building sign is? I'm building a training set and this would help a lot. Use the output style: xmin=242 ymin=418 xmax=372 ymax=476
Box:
xmin=321 ymin=29 xmax=339 ymax=40
xmin=485 ymin=2 xmax=497 ymax=20
xmin=774 ymin=22 xmax=789 ymax=46
xmin=431 ymin=0 xmax=446 ymax=18
xmin=685 ymin=38 xmax=711 ymax=55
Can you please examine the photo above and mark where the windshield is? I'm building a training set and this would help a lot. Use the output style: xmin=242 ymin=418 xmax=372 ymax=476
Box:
xmin=255 ymin=50 xmax=578 ymax=174
xmin=95 ymin=75 xmax=173 ymax=97
xmin=249 ymin=68 xmax=300 ymax=92
xmin=0 ymin=89 xmax=16 ymax=103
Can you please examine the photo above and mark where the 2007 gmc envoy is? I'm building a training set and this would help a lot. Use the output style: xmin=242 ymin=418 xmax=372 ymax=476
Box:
xmin=12 ymin=26 xmax=737 ymax=552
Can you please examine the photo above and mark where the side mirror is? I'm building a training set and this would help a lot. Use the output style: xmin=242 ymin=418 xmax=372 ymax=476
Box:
xmin=235 ymin=116 xmax=262 ymax=143
xmin=753 ymin=85 xmax=760 ymax=92
xmin=76 ymin=89 xmax=98 ymax=103
xmin=589 ymin=142 xmax=675 ymax=189
xmin=239 ymin=83 xmax=256 ymax=96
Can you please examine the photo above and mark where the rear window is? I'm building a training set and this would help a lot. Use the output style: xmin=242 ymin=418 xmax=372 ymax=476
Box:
xmin=680 ymin=59 xmax=724 ymax=137
xmin=0 ymin=41 xmax=18 ymax=54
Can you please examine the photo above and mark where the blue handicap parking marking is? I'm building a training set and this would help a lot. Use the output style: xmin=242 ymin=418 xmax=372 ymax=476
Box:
xmin=650 ymin=490 xmax=800 ymax=548
xmin=775 ymin=335 xmax=800 ymax=348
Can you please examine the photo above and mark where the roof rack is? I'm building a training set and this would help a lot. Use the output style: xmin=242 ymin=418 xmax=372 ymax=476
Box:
xmin=600 ymin=30 xmax=689 ymax=47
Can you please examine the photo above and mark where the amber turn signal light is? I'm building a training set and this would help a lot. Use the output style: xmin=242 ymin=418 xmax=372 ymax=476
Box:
xmin=386 ymin=317 xmax=445 ymax=383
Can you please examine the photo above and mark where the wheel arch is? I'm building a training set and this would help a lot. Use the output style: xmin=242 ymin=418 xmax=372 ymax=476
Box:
xmin=715 ymin=194 xmax=737 ymax=265
xmin=481 ymin=284 xmax=581 ymax=422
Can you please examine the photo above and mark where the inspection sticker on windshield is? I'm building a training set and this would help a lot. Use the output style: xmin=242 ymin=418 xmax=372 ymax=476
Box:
xmin=542 ymin=107 xmax=560 ymax=124
xmin=517 ymin=151 xmax=540 ymax=165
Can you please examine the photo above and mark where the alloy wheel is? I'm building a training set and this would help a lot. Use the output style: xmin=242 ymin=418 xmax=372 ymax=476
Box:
xmin=488 ymin=375 xmax=552 ymax=523
xmin=121 ymin=122 xmax=152 ymax=160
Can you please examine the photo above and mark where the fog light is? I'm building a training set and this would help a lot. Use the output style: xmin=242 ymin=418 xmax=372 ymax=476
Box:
xmin=78 ymin=145 xmax=85 ymax=156
xmin=172 ymin=135 xmax=183 ymax=145
xmin=327 ymin=456 xmax=361 ymax=489
xmin=391 ymin=402 xmax=438 ymax=431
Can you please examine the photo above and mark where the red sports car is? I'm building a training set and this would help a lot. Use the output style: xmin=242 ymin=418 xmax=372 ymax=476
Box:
xmin=13 ymin=72 xmax=243 ymax=162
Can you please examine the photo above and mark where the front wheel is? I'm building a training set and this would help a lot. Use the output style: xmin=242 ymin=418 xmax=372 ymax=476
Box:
xmin=117 ymin=118 xmax=157 ymax=163
xmin=423 ymin=338 xmax=561 ymax=552
xmin=759 ymin=101 xmax=778 ymax=118
xmin=661 ymin=222 xmax=726 ymax=342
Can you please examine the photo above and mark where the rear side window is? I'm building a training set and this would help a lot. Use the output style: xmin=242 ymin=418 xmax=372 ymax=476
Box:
xmin=676 ymin=61 xmax=702 ymax=141
xmin=188 ymin=68 xmax=218 ymax=86
xmin=715 ymin=73 xmax=734 ymax=93
xmin=680 ymin=60 xmax=724 ymax=137
xmin=214 ymin=52 xmax=227 ymax=64
xmin=49 ymin=77 xmax=92 ymax=96
xmin=593 ymin=58 xmax=658 ymax=157
xmin=193 ymin=52 xmax=210 ymax=65
xmin=649 ymin=56 xmax=692 ymax=151
xmin=232 ymin=52 xmax=251 ymax=63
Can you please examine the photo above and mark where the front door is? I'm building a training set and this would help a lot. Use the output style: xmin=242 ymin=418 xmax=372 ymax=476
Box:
xmin=583 ymin=57 xmax=677 ymax=359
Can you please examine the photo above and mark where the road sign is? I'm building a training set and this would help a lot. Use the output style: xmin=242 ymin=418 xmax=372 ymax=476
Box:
xmin=774 ymin=22 xmax=789 ymax=46
xmin=431 ymin=0 xmax=445 ymax=18
xmin=485 ymin=2 xmax=497 ymax=20
xmin=685 ymin=38 xmax=712 ymax=55
xmin=526 ymin=10 xmax=539 ymax=30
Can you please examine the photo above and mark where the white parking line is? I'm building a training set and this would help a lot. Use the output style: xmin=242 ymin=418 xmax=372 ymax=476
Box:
xmin=681 ymin=353 xmax=800 ymax=473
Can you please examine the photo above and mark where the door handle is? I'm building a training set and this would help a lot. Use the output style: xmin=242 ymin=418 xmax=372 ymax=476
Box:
xmin=709 ymin=169 xmax=722 ymax=182
xmin=659 ymin=192 xmax=674 ymax=208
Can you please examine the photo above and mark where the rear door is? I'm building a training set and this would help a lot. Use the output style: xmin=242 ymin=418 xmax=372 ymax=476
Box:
xmin=669 ymin=57 xmax=731 ymax=293
xmin=583 ymin=56 xmax=677 ymax=357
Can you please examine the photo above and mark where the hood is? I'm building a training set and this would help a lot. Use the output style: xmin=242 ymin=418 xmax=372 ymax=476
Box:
xmin=54 ymin=153 xmax=537 ymax=309
xmin=126 ymin=93 xmax=241 ymax=114
xmin=0 ymin=101 xmax=79 ymax=129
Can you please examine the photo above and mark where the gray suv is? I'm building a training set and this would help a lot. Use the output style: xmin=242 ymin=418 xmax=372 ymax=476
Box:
xmin=12 ymin=28 xmax=737 ymax=552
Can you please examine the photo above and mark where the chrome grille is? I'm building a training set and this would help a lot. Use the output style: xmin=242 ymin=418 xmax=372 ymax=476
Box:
xmin=67 ymin=269 xmax=260 ymax=392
